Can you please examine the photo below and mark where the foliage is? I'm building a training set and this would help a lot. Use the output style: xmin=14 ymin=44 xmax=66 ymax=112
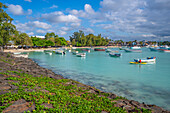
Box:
xmin=0 ymin=71 xmax=129 ymax=113
xmin=70 ymin=30 xmax=111 ymax=47
xmin=0 ymin=2 xmax=16 ymax=50
xmin=45 ymin=32 xmax=67 ymax=46
xmin=13 ymin=32 xmax=33 ymax=46
xmin=31 ymin=36 xmax=54 ymax=46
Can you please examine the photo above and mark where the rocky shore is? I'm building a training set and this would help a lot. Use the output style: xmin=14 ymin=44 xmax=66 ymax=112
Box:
xmin=0 ymin=52 xmax=169 ymax=113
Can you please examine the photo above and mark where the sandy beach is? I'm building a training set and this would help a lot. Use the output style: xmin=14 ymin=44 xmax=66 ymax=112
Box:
xmin=4 ymin=46 xmax=119 ymax=53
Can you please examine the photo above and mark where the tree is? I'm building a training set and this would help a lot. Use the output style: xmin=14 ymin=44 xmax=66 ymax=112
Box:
xmin=72 ymin=39 xmax=76 ymax=46
xmin=0 ymin=2 xmax=16 ymax=51
xmin=45 ymin=32 xmax=55 ymax=40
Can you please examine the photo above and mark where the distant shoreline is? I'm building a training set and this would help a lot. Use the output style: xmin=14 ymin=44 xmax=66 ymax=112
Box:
xmin=4 ymin=46 xmax=120 ymax=53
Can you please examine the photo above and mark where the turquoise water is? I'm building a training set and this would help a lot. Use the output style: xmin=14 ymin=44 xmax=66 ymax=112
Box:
xmin=28 ymin=48 xmax=170 ymax=110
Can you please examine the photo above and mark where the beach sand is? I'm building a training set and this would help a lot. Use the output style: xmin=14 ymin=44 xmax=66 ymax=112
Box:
xmin=4 ymin=46 xmax=119 ymax=53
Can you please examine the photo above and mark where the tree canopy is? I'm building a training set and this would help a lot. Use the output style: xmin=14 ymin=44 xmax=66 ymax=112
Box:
xmin=69 ymin=30 xmax=111 ymax=47
xmin=0 ymin=2 xmax=16 ymax=50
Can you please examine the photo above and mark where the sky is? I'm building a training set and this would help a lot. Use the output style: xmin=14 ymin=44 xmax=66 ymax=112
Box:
xmin=1 ymin=0 xmax=170 ymax=41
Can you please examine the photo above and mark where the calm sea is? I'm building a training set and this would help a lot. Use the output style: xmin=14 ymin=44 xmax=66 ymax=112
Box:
xmin=28 ymin=48 xmax=170 ymax=110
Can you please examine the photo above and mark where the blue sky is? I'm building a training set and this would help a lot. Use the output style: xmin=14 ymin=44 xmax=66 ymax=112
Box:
xmin=1 ymin=0 xmax=170 ymax=41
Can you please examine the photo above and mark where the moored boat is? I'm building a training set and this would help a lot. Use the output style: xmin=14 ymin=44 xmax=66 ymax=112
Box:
xmin=94 ymin=48 xmax=105 ymax=51
xmin=72 ymin=51 xmax=79 ymax=55
xmin=105 ymin=49 xmax=112 ymax=52
xmin=149 ymin=47 xmax=159 ymax=51
xmin=130 ymin=46 xmax=141 ymax=49
xmin=55 ymin=50 xmax=66 ymax=55
xmin=159 ymin=49 xmax=170 ymax=52
xmin=76 ymin=53 xmax=86 ymax=57
xmin=129 ymin=62 xmax=147 ymax=64
xmin=134 ymin=57 xmax=156 ymax=63
xmin=124 ymin=49 xmax=142 ymax=52
xmin=109 ymin=53 xmax=121 ymax=57
xmin=119 ymin=47 xmax=126 ymax=50
xmin=81 ymin=48 xmax=90 ymax=52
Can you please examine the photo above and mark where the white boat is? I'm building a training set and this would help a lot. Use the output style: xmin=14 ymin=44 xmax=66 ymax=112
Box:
xmin=130 ymin=46 xmax=141 ymax=49
xmin=76 ymin=53 xmax=86 ymax=57
xmin=35 ymin=50 xmax=44 ymax=52
xmin=134 ymin=57 xmax=156 ymax=63
xmin=13 ymin=52 xmax=21 ymax=55
xmin=125 ymin=49 xmax=142 ymax=52
xmin=13 ymin=54 xmax=29 ymax=58
xmin=105 ymin=49 xmax=112 ymax=52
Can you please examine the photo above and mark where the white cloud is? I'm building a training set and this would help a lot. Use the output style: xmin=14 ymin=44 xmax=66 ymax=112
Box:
xmin=27 ymin=32 xmax=34 ymax=36
xmin=142 ymin=34 xmax=156 ymax=37
xmin=71 ymin=23 xmax=80 ymax=27
xmin=24 ymin=0 xmax=32 ymax=2
xmin=15 ymin=23 xmax=30 ymax=32
xmin=84 ymin=4 xmax=95 ymax=14
xmin=8 ymin=4 xmax=33 ymax=15
xmin=50 ymin=5 xmax=58 ymax=9
xmin=61 ymin=27 xmax=70 ymax=31
xmin=69 ymin=4 xmax=97 ymax=19
xmin=57 ymin=30 xmax=67 ymax=35
xmin=8 ymin=4 xmax=24 ymax=15
xmin=42 ymin=11 xmax=81 ymax=23
xmin=27 ymin=21 xmax=51 ymax=29
xmin=82 ymin=28 xmax=94 ymax=34
xmin=36 ymin=29 xmax=46 ymax=34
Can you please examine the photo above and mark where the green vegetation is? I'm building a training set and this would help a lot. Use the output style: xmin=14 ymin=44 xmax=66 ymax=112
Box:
xmin=0 ymin=2 xmax=16 ymax=50
xmin=70 ymin=30 xmax=111 ymax=47
xmin=0 ymin=71 xmax=128 ymax=113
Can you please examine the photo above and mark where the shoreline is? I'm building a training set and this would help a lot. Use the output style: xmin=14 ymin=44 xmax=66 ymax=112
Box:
xmin=0 ymin=52 xmax=169 ymax=112
xmin=4 ymin=46 xmax=120 ymax=53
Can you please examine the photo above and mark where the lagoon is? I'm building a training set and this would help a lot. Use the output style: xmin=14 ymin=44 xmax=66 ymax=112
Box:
xmin=28 ymin=47 xmax=170 ymax=110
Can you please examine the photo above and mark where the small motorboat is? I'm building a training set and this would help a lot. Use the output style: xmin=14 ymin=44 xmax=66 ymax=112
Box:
xmin=149 ymin=47 xmax=159 ymax=51
xmin=72 ymin=51 xmax=79 ymax=55
xmin=76 ymin=53 xmax=86 ymax=57
xmin=134 ymin=57 xmax=156 ymax=63
xmin=105 ymin=49 xmax=112 ymax=52
xmin=119 ymin=47 xmax=126 ymax=50
xmin=55 ymin=50 xmax=66 ymax=55
xmin=159 ymin=49 xmax=170 ymax=52
xmin=125 ymin=49 xmax=142 ymax=53
xmin=13 ymin=52 xmax=22 ymax=55
xmin=130 ymin=46 xmax=141 ymax=49
xmin=81 ymin=49 xmax=90 ymax=52
xmin=94 ymin=48 xmax=105 ymax=51
xmin=45 ymin=52 xmax=52 ymax=55
xmin=109 ymin=53 xmax=121 ymax=57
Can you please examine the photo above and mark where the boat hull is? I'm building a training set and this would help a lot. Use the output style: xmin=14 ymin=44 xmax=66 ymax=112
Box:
xmin=159 ymin=49 xmax=170 ymax=52
xmin=125 ymin=49 xmax=142 ymax=52
xmin=109 ymin=53 xmax=121 ymax=57
xmin=76 ymin=53 xmax=86 ymax=57
xmin=94 ymin=48 xmax=105 ymax=51
xmin=134 ymin=59 xmax=156 ymax=63
xmin=129 ymin=62 xmax=147 ymax=64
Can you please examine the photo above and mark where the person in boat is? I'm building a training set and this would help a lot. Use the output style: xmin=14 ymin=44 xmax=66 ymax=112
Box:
xmin=139 ymin=59 xmax=141 ymax=63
